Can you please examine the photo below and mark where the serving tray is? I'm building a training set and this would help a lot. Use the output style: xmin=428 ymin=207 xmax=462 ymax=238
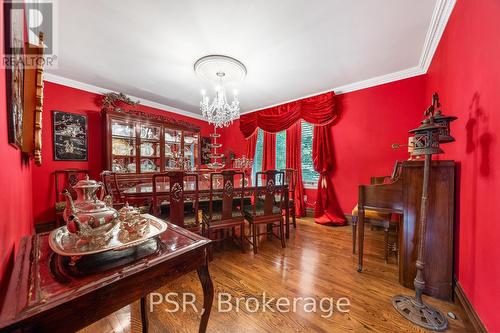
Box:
xmin=48 ymin=215 xmax=168 ymax=258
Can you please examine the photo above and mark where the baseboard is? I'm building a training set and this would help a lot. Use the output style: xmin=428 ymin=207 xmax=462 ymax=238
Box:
xmin=454 ymin=280 xmax=487 ymax=333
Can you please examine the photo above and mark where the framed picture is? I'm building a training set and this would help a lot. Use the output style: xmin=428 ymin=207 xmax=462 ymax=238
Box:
xmin=4 ymin=2 xmax=26 ymax=148
xmin=201 ymin=136 xmax=211 ymax=164
xmin=52 ymin=111 xmax=88 ymax=161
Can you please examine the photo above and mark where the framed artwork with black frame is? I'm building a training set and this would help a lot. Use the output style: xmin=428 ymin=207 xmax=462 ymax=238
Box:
xmin=4 ymin=1 xmax=26 ymax=148
xmin=52 ymin=111 xmax=88 ymax=161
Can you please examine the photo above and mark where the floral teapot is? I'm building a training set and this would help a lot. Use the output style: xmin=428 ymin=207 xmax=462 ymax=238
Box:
xmin=62 ymin=175 xmax=118 ymax=235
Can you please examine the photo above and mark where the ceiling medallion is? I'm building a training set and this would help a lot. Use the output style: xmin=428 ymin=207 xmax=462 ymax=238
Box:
xmin=194 ymin=55 xmax=246 ymax=128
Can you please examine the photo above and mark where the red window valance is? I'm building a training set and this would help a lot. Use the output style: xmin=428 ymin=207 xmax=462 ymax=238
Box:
xmin=239 ymin=92 xmax=337 ymax=138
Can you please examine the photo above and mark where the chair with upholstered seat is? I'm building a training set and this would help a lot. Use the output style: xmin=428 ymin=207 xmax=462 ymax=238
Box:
xmin=281 ymin=168 xmax=297 ymax=229
xmin=201 ymin=170 xmax=245 ymax=252
xmin=151 ymin=171 xmax=200 ymax=233
xmin=244 ymin=169 xmax=286 ymax=254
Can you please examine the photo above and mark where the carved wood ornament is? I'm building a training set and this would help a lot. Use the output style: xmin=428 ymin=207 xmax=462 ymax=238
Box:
xmin=22 ymin=32 xmax=45 ymax=165
xmin=101 ymin=93 xmax=200 ymax=132
xmin=171 ymin=183 xmax=183 ymax=202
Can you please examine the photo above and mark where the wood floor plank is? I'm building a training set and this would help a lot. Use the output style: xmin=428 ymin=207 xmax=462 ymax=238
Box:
xmin=79 ymin=218 xmax=473 ymax=333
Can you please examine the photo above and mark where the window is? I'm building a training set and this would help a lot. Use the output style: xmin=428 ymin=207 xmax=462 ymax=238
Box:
xmin=251 ymin=122 xmax=319 ymax=188
xmin=275 ymin=130 xmax=286 ymax=170
xmin=252 ymin=129 xmax=264 ymax=185
xmin=301 ymin=121 xmax=319 ymax=186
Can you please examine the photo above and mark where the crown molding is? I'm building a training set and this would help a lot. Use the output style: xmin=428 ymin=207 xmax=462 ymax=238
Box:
xmin=418 ymin=0 xmax=456 ymax=72
xmin=333 ymin=66 xmax=425 ymax=95
xmin=43 ymin=73 xmax=207 ymax=121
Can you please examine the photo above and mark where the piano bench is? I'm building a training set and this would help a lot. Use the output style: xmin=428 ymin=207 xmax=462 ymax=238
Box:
xmin=351 ymin=204 xmax=401 ymax=263
xmin=351 ymin=204 xmax=393 ymax=221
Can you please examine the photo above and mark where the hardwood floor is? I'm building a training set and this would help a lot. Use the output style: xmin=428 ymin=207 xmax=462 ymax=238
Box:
xmin=80 ymin=218 xmax=473 ymax=333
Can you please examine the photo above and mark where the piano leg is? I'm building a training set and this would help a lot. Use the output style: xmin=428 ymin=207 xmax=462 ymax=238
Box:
xmin=357 ymin=189 xmax=365 ymax=272
xmin=352 ymin=216 xmax=357 ymax=254
xmin=384 ymin=222 xmax=389 ymax=264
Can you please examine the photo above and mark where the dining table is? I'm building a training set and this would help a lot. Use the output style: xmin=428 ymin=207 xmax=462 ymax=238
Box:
xmin=122 ymin=179 xmax=291 ymax=238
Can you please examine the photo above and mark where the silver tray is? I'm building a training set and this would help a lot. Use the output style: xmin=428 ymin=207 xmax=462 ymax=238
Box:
xmin=49 ymin=215 xmax=168 ymax=258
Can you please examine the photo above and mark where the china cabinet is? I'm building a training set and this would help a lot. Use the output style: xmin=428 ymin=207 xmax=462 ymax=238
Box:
xmin=103 ymin=108 xmax=201 ymax=174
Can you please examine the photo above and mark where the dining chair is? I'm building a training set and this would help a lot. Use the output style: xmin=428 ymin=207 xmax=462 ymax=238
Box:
xmin=281 ymin=168 xmax=297 ymax=229
xmin=151 ymin=171 xmax=200 ymax=233
xmin=201 ymin=170 xmax=246 ymax=252
xmin=100 ymin=170 xmax=125 ymax=209
xmin=101 ymin=171 xmax=151 ymax=213
xmin=54 ymin=169 xmax=89 ymax=227
xmin=244 ymin=169 xmax=286 ymax=254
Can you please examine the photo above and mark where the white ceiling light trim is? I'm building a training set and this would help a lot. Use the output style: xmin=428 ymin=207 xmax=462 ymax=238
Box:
xmin=43 ymin=73 xmax=206 ymax=121
xmin=194 ymin=54 xmax=247 ymax=83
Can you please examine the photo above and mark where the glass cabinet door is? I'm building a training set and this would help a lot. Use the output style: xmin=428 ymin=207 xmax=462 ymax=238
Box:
xmin=164 ymin=128 xmax=182 ymax=170
xmin=139 ymin=124 xmax=161 ymax=173
xmin=111 ymin=120 xmax=137 ymax=173
xmin=183 ymin=131 xmax=199 ymax=171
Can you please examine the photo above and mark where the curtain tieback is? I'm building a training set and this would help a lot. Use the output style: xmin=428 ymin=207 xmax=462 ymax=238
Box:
xmin=320 ymin=173 xmax=328 ymax=189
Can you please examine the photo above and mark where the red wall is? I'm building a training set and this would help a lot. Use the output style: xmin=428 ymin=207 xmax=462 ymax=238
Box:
xmin=32 ymin=82 xmax=213 ymax=224
xmin=425 ymin=0 xmax=500 ymax=330
xmin=323 ymin=76 xmax=427 ymax=213
xmin=220 ymin=119 xmax=246 ymax=158
xmin=0 ymin=4 xmax=34 ymax=283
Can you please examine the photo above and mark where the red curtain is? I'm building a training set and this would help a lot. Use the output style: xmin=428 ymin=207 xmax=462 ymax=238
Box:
xmin=239 ymin=92 xmax=337 ymax=138
xmin=286 ymin=122 xmax=306 ymax=217
xmin=262 ymin=131 xmax=276 ymax=171
xmin=312 ymin=125 xmax=346 ymax=225
xmin=245 ymin=131 xmax=257 ymax=159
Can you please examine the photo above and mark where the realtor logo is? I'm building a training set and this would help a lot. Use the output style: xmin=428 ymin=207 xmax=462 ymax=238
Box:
xmin=3 ymin=0 xmax=58 ymax=68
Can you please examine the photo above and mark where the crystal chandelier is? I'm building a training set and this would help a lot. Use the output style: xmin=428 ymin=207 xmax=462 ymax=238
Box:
xmin=195 ymin=55 xmax=247 ymax=128
xmin=200 ymin=75 xmax=240 ymax=128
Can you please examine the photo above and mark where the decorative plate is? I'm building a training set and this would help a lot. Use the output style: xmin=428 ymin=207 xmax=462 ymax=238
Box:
xmin=141 ymin=158 xmax=157 ymax=172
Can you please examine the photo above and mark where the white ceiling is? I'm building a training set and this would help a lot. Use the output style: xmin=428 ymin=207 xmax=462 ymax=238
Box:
xmin=47 ymin=0 xmax=446 ymax=118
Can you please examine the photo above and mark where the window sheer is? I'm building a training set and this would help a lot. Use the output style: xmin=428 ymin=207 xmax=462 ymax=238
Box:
xmin=252 ymin=121 xmax=318 ymax=187
xmin=301 ymin=121 xmax=319 ymax=185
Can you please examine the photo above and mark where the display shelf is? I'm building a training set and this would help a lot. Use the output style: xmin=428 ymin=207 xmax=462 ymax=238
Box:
xmin=105 ymin=109 xmax=201 ymax=173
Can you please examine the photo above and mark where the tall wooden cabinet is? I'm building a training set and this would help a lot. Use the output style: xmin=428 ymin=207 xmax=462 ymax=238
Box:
xmin=103 ymin=108 xmax=201 ymax=174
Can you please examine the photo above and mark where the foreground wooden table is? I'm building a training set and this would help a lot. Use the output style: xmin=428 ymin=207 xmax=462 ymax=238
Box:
xmin=0 ymin=215 xmax=213 ymax=333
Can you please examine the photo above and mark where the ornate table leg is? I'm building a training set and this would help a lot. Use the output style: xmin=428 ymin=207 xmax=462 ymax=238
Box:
xmin=140 ymin=296 xmax=149 ymax=333
xmin=197 ymin=259 xmax=214 ymax=333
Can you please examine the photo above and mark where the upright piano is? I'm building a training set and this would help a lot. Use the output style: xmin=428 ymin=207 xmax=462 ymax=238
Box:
xmin=357 ymin=160 xmax=455 ymax=300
